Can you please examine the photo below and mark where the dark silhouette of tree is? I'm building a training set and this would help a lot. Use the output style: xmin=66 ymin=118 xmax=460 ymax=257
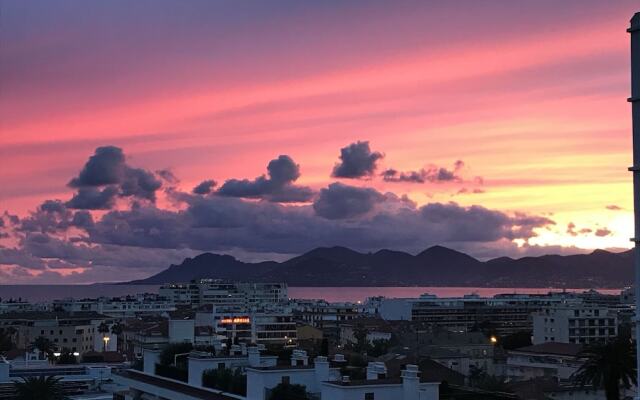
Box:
xmin=368 ymin=339 xmax=391 ymax=357
xmin=353 ymin=323 xmax=368 ymax=353
xmin=500 ymin=331 xmax=532 ymax=350
xmin=0 ymin=327 xmax=15 ymax=352
xmin=97 ymin=322 xmax=110 ymax=352
xmin=110 ymin=323 xmax=123 ymax=352
xmin=56 ymin=348 xmax=77 ymax=365
xmin=31 ymin=337 xmax=54 ymax=361
xmin=572 ymin=337 xmax=637 ymax=400
xmin=202 ymin=367 xmax=246 ymax=396
xmin=268 ymin=383 xmax=311 ymax=400
xmin=14 ymin=376 xmax=67 ymax=400
xmin=320 ymin=338 xmax=329 ymax=356
xmin=159 ymin=342 xmax=193 ymax=367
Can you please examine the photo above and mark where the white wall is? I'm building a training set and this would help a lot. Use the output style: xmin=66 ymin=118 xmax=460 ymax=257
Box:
xmin=169 ymin=319 xmax=195 ymax=343
xmin=378 ymin=299 xmax=412 ymax=321
xmin=320 ymin=382 xmax=439 ymax=400
xmin=322 ymin=383 xmax=403 ymax=400
xmin=0 ymin=360 xmax=9 ymax=383
xmin=143 ymin=349 xmax=161 ymax=375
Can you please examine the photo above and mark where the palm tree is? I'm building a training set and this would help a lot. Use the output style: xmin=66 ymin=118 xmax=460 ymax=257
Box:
xmin=97 ymin=322 xmax=110 ymax=352
xmin=110 ymin=323 xmax=123 ymax=353
xmin=14 ymin=376 xmax=67 ymax=400
xmin=572 ymin=337 xmax=637 ymax=400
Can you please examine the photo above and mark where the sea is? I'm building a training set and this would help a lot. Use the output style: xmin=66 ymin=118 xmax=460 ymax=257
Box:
xmin=0 ymin=285 xmax=625 ymax=303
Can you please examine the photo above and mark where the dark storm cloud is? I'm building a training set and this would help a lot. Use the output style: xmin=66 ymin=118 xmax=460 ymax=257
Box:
xmin=1 ymin=145 xmax=559 ymax=282
xmin=421 ymin=203 xmax=554 ymax=242
xmin=69 ymin=146 xmax=126 ymax=187
xmin=313 ymin=183 xmax=385 ymax=219
xmin=120 ymin=168 xmax=162 ymax=200
xmin=381 ymin=168 xmax=427 ymax=183
xmin=71 ymin=211 xmax=94 ymax=229
xmin=157 ymin=169 xmax=179 ymax=184
xmin=17 ymin=199 xmax=96 ymax=234
xmin=193 ymin=180 xmax=217 ymax=195
xmin=66 ymin=187 xmax=119 ymax=210
xmin=218 ymin=155 xmax=313 ymax=202
xmin=332 ymin=141 xmax=383 ymax=179
xmin=382 ymin=160 xmax=467 ymax=184
xmin=66 ymin=146 xmax=162 ymax=209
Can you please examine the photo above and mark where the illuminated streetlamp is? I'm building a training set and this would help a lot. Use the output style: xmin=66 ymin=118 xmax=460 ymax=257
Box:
xmin=102 ymin=336 xmax=110 ymax=352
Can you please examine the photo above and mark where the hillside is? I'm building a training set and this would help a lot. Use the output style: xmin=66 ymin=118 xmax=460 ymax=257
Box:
xmin=128 ymin=246 xmax=633 ymax=287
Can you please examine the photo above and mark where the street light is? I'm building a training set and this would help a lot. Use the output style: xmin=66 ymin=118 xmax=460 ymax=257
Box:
xmin=102 ymin=336 xmax=110 ymax=352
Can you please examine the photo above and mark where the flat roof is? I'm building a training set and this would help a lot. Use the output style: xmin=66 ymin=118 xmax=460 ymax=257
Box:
xmin=115 ymin=370 xmax=238 ymax=400
xmin=512 ymin=343 xmax=583 ymax=357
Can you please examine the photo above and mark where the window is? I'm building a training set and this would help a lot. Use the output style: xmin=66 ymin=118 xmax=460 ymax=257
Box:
xmin=282 ymin=376 xmax=290 ymax=385
xmin=365 ymin=393 xmax=375 ymax=400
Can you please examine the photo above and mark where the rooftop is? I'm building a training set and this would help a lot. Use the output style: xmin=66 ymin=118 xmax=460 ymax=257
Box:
xmin=512 ymin=342 xmax=583 ymax=357
xmin=115 ymin=370 xmax=238 ymax=400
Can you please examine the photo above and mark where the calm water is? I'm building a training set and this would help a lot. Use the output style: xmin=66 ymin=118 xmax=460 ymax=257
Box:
xmin=0 ymin=285 xmax=624 ymax=303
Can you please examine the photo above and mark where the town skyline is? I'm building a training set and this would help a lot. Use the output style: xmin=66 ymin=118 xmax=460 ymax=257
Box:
xmin=2 ymin=0 xmax=639 ymax=283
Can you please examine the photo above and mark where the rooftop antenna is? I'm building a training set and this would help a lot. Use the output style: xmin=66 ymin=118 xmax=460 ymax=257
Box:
xmin=628 ymin=12 xmax=640 ymax=398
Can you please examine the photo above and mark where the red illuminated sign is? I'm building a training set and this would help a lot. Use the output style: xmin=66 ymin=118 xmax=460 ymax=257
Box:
xmin=220 ymin=317 xmax=250 ymax=324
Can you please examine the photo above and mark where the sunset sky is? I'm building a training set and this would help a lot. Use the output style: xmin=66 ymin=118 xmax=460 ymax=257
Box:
xmin=1 ymin=0 xmax=639 ymax=283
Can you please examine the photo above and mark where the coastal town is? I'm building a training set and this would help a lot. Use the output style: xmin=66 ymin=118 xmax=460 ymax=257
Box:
xmin=0 ymin=280 xmax=635 ymax=399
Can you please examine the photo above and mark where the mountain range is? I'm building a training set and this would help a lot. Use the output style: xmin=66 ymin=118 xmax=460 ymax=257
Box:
xmin=128 ymin=246 xmax=634 ymax=288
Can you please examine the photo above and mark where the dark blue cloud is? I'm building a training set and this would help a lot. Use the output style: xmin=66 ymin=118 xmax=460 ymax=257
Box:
xmin=332 ymin=141 xmax=383 ymax=179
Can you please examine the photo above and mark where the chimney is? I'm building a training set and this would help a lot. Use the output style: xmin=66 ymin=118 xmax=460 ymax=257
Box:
xmin=629 ymin=11 xmax=640 ymax=394
xmin=314 ymin=356 xmax=330 ymax=385
xmin=248 ymin=346 xmax=261 ymax=367
xmin=291 ymin=349 xmax=308 ymax=366
xmin=366 ymin=362 xmax=387 ymax=380
xmin=143 ymin=348 xmax=162 ymax=375
xmin=402 ymin=364 xmax=420 ymax=400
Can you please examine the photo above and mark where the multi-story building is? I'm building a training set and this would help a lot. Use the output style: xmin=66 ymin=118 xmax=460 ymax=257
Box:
xmin=0 ymin=301 xmax=37 ymax=314
xmin=52 ymin=294 xmax=176 ymax=317
xmin=211 ymin=308 xmax=297 ymax=346
xmin=292 ymin=300 xmax=363 ymax=341
xmin=532 ymin=305 xmax=620 ymax=345
xmin=159 ymin=280 xmax=287 ymax=308
xmin=377 ymin=292 xmax=585 ymax=335
xmin=0 ymin=311 xmax=115 ymax=354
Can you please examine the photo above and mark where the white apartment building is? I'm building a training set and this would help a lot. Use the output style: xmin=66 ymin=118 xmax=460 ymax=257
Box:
xmin=53 ymin=294 xmax=176 ymax=317
xmin=291 ymin=300 xmax=364 ymax=331
xmin=159 ymin=280 xmax=288 ymax=308
xmin=532 ymin=305 xmax=619 ymax=345
xmin=506 ymin=343 xmax=584 ymax=382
